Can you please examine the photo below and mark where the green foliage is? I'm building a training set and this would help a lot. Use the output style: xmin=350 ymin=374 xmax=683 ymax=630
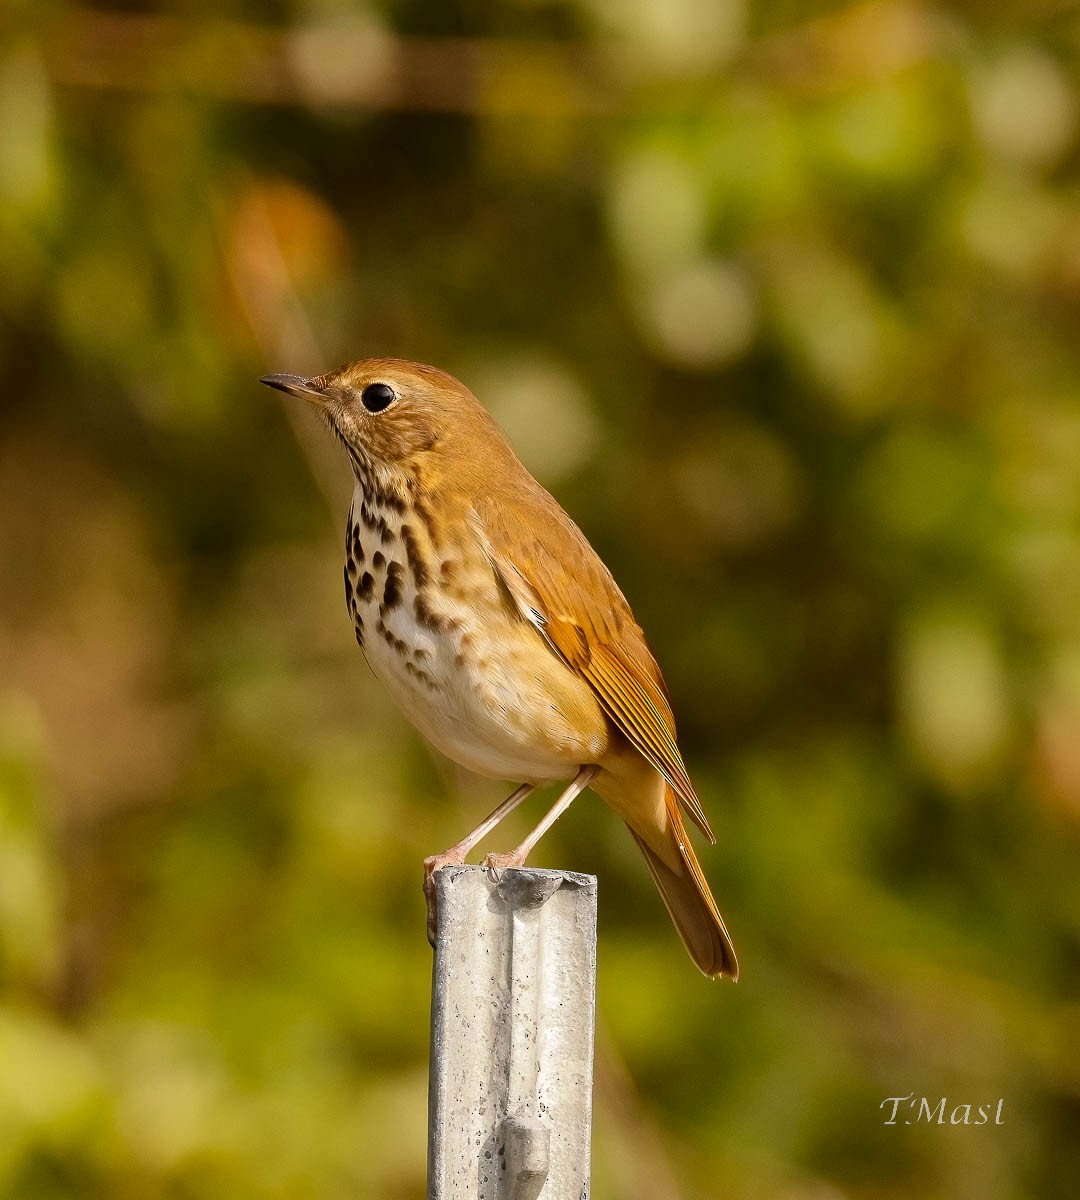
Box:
xmin=2 ymin=2 xmax=1079 ymax=1196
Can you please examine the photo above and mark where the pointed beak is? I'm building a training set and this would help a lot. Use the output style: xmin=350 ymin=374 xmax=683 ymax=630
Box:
xmin=259 ymin=374 xmax=327 ymax=403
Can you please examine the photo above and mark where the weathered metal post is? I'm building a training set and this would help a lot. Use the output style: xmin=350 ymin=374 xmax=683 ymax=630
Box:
xmin=428 ymin=865 xmax=598 ymax=1200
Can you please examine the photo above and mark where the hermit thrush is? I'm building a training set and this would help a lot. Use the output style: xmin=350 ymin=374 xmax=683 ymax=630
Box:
xmin=261 ymin=359 xmax=738 ymax=979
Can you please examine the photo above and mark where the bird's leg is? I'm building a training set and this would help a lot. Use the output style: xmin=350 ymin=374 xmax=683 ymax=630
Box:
xmin=482 ymin=765 xmax=599 ymax=878
xmin=424 ymin=781 xmax=535 ymax=946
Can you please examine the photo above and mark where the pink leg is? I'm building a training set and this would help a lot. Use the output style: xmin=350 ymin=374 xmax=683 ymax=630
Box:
xmin=482 ymin=765 xmax=599 ymax=877
xmin=424 ymin=782 xmax=535 ymax=945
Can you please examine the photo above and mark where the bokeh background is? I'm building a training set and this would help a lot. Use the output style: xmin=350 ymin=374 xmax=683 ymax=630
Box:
xmin=3 ymin=1 xmax=1080 ymax=1196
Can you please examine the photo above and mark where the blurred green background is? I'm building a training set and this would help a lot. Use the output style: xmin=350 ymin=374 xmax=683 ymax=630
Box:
xmin=3 ymin=0 xmax=1080 ymax=1196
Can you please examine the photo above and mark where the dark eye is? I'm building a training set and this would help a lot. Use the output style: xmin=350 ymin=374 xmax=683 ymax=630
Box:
xmin=360 ymin=382 xmax=395 ymax=413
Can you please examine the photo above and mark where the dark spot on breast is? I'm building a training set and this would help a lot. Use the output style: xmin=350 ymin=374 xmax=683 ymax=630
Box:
xmin=351 ymin=525 xmax=364 ymax=565
xmin=360 ymin=501 xmax=393 ymax=544
xmin=414 ymin=497 xmax=438 ymax=542
xmin=357 ymin=571 xmax=375 ymax=602
xmin=439 ymin=559 xmax=458 ymax=585
xmin=381 ymin=561 xmax=404 ymax=613
xmin=415 ymin=592 xmax=456 ymax=633
xmin=405 ymin=661 xmax=437 ymax=690
xmin=344 ymin=565 xmax=354 ymax=607
xmin=400 ymin=524 xmax=429 ymax=590
xmin=376 ymin=618 xmax=408 ymax=656
xmin=373 ymin=551 xmax=385 ymax=570
xmin=346 ymin=447 xmax=367 ymax=478
xmin=353 ymin=615 xmax=365 ymax=648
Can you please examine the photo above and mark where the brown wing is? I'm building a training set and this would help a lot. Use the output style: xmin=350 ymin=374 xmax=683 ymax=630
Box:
xmin=473 ymin=492 xmax=715 ymax=843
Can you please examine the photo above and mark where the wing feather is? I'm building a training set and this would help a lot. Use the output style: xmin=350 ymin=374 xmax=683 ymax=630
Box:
xmin=473 ymin=496 xmax=715 ymax=843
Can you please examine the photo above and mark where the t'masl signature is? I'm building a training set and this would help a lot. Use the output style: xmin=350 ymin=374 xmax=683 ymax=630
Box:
xmin=880 ymin=1096 xmax=1005 ymax=1125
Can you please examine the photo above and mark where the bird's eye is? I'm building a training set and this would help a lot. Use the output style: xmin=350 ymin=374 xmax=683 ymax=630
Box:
xmin=360 ymin=382 xmax=396 ymax=413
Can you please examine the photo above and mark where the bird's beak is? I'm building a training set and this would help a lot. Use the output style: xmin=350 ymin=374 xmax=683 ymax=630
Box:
xmin=259 ymin=374 xmax=327 ymax=403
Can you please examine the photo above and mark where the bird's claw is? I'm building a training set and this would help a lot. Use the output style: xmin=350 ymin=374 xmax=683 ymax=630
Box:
xmin=481 ymin=851 xmax=524 ymax=881
xmin=423 ymin=851 xmax=466 ymax=948
xmin=424 ymin=850 xmax=528 ymax=943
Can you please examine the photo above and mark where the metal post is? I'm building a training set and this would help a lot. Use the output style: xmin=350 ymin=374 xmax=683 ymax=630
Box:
xmin=428 ymin=865 xmax=598 ymax=1200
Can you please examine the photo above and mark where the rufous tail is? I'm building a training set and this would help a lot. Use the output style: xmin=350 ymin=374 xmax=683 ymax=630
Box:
xmin=630 ymin=788 xmax=739 ymax=980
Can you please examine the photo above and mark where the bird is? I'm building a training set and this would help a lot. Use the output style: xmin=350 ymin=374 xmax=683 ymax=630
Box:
xmin=261 ymin=358 xmax=738 ymax=979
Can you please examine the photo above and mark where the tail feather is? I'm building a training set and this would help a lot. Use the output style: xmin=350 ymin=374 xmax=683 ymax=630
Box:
xmin=631 ymin=798 xmax=738 ymax=981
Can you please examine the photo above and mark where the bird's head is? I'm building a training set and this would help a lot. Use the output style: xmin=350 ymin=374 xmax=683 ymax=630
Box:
xmin=261 ymin=357 xmax=510 ymax=488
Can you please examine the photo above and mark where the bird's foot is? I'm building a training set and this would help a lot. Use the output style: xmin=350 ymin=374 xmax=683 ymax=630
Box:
xmin=481 ymin=849 xmax=528 ymax=881
xmin=423 ymin=850 xmax=467 ymax=948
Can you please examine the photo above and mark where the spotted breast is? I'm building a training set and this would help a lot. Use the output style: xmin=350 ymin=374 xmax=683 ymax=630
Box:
xmin=342 ymin=483 xmax=607 ymax=784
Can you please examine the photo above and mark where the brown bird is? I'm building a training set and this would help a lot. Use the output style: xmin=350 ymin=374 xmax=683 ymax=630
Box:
xmin=261 ymin=359 xmax=738 ymax=979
